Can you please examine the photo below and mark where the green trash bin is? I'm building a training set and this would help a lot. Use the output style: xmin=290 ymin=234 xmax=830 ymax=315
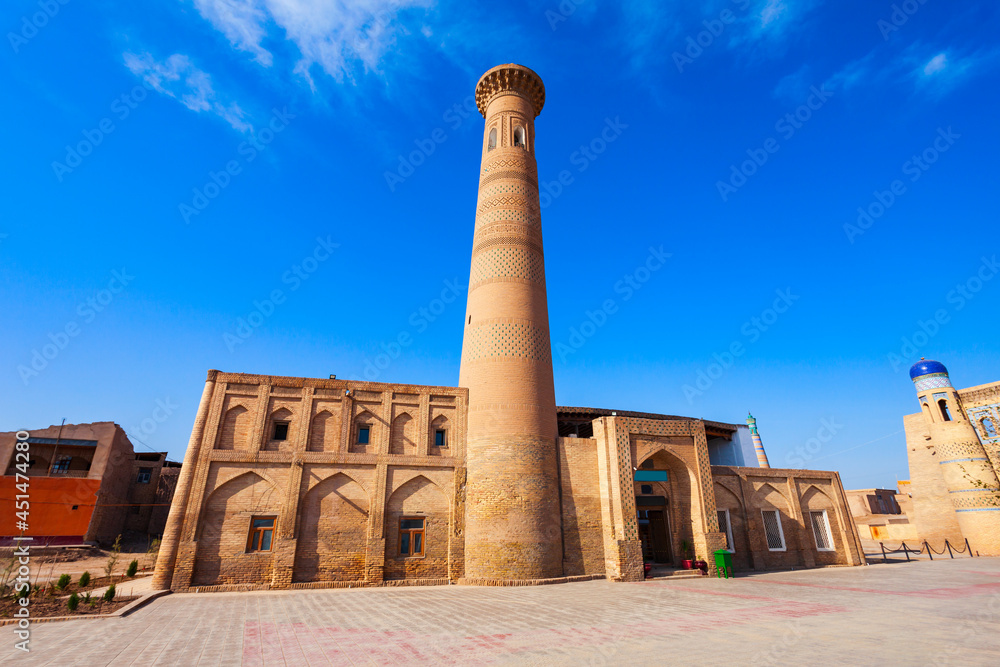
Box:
xmin=714 ymin=549 xmax=733 ymax=579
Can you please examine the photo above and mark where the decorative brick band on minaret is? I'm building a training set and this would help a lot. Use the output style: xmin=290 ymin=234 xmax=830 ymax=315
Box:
xmin=746 ymin=412 xmax=771 ymax=468
xmin=459 ymin=64 xmax=562 ymax=581
xmin=911 ymin=359 xmax=1000 ymax=555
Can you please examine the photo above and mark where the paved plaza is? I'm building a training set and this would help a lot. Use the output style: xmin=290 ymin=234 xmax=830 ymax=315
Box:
xmin=7 ymin=558 xmax=1000 ymax=666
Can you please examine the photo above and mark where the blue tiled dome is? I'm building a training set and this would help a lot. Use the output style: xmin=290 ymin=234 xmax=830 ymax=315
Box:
xmin=909 ymin=359 xmax=948 ymax=380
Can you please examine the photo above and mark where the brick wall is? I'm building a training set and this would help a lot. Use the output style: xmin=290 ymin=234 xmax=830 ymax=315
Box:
xmin=557 ymin=437 xmax=605 ymax=576
xmin=160 ymin=372 xmax=466 ymax=591
xmin=712 ymin=466 xmax=864 ymax=571
xmin=293 ymin=472 xmax=369 ymax=583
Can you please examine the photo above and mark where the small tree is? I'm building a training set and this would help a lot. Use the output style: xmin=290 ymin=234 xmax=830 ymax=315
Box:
xmin=67 ymin=592 xmax=80 ymax=611
xmin=145 ymin=537 xmax=161 ymax=571
xmin=126 ymin=560 xmax=138 ymax=578
xmin=104 ymin=535 xmax=122 ymax=580
xmin=78 ymin=571 xmax=91 ymax=588
xmin=103 ymin=583 xmax=116 ymax=603
xmin=56 ymin=574 xmax=71 ymax=590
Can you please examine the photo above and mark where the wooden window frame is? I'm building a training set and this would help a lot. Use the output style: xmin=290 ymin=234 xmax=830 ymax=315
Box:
xmin=357 ymin=425 xmax=371 ymax=445
xmin=247 ymin=516 xmax=276 ymax=553
xmin=434 ymin=429 xmax=447 ymax=447
xmin=398 ymin=516 xmax=425 ymax=557
xmin=136 ymin=467 xmax=152 ymax=484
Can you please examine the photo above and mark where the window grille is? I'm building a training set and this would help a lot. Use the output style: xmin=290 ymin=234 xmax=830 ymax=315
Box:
xmin=717 ymin=509 xmax=734 ymax=551
xmin=761 ymin=510 xmax=785 ymax=550
xmin=810 ymin=511 xmax=833 ymax=551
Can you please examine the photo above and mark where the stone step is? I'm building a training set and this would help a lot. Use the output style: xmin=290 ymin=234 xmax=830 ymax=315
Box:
xmin=646 ymin=568 xmax=706 ymax=580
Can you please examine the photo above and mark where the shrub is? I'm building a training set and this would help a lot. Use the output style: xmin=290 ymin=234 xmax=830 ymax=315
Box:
xmin=56 ymin=574 xmax=71 ymax=590
xmin=103 ymin=584 xmax=116 ymax=602
xmin=104 ymin=535 xmax=122 ymax=579
xmin=126 ymin=560 xmax=138 ymax=578
xmin=78 ymin=571 xmax=91 ymax=588
xmin=67 ymin=593 xmax=80 ymax=612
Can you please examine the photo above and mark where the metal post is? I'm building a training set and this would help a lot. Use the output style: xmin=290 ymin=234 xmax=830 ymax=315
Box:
xmin=965 ymin=538 xmax=973 ymax=557
xmin=880 ymin=542 xmax=887 ymax=564
xmin=946 ymin=540 xmax=954 ymax=559
xmin=924 ymin=540 xmax=933 ymax=560
xmin=904 ymin=542 xmax=910 ymax=562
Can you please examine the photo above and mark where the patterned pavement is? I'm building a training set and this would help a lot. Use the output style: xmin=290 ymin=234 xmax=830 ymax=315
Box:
xmin=6 ymin=557 xmax=1000 ymax=665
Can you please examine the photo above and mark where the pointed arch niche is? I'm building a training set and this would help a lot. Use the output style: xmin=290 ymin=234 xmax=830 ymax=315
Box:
xmin=293 ymin=473 xmax=369 ymax=583
xmin=384 ymin=475 xmax=449 ymax=581
xmin=192 ymin=472 xmax=280 ymax=586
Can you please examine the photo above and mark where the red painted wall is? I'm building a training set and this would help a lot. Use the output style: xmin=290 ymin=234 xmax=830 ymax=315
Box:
xmin=0 ymin=477 xmax=100 ymax=540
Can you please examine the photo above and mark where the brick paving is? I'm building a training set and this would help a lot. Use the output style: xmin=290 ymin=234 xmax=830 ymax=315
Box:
xmin=6 ymin=558 xmax=1000 ymax=665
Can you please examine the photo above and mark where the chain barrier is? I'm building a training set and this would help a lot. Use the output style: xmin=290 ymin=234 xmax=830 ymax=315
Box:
xmin=878 ymin=538 xmax=975 ymax=563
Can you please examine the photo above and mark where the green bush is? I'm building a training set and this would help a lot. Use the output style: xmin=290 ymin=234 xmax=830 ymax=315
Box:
xmin=126 ymin=559 xmax=138 ymax=578
xmin=67 ymin=593 xmax=80 ymax=612
xmin=56 ymin=574 xmax=71 ymax=590
xmin=78 ymin=571 xmax=91 ymax=588
xmin=103 ymin=584 xmax=115 ymax=602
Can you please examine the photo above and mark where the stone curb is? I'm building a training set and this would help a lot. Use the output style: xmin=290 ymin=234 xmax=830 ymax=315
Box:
xmin=0 ymin=589 xmax=170 ymax=626
xmin=457 ymin=574 xmax=606 ymax=587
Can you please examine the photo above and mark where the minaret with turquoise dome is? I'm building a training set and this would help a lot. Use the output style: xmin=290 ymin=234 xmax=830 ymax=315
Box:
xmin=746 ymin=412 xmax=771 ymax=468
xmin=910 ymin=358 xmax=1000 ymax=555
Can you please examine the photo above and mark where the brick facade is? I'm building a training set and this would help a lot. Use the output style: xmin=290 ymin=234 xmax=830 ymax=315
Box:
xmin=152 ymin=63 xmax=863 ymax=591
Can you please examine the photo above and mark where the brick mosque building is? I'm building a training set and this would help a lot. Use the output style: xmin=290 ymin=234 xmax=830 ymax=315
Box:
xmin=898 ymin=360 xmax=1000 ymax=555
xmin=152 ymin=64 xmax=864 ymax=591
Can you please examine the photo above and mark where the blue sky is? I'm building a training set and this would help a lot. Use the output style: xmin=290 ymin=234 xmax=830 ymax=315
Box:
xmin=2 ymin=0 xmax=998 ymax=489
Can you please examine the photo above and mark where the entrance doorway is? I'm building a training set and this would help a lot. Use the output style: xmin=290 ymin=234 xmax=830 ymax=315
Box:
xmin=637 ymin=499 xmax=672 ymax=563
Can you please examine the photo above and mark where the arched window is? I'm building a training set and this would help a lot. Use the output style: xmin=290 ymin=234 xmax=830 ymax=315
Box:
xmin=513 ymin=125 xmax=525 ymax=148
xmin=487 ymin=128 xmax=496 ymax=151
xmin=983 ymin=418 xmax=998 ymax=438
xmin=938 ymin=400 xmax=952 ymax=422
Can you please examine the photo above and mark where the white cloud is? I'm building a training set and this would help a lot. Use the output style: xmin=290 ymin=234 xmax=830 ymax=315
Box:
xmin=192 ymin=0 xmax=273 ymax=66
xmin=922 ymin=52 xmax=948 ymax=76
xmin=124 ymin=52 xmax=251 ymax=132
xmin=193 ymin=0 xmax=433 ymax=84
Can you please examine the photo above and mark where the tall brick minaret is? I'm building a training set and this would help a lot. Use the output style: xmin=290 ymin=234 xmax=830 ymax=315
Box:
xmin=459 ymin=64 xmax=561 ymax=581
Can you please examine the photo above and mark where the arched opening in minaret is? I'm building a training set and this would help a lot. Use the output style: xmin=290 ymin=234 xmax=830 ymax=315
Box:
xmin=983 ymin=417 xmax=997 ymax=438
xmin=513 ymin=125 xmax=525 ymax=148
xmin=938 ymin=400 xmax=952 ymax=422
xmin=487 ymin=128 xmax=496 ymax=151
